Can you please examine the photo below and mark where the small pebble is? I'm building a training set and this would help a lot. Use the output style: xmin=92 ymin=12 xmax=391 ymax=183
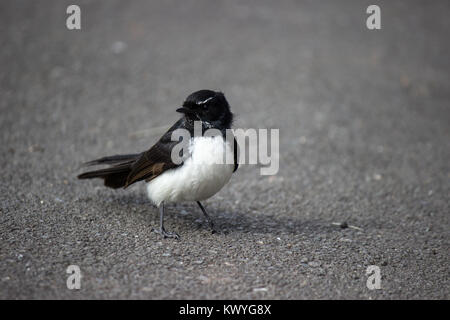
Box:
xmin=111 ymin=41 xmax=127 ymax=54
xmin=308 ymin=261 xmax=321 ymax=268
xmin=340 ymin=222 xmax=348 ymax=229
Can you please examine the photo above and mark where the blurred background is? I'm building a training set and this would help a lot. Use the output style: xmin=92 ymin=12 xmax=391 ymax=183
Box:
xmin=0 ymin=0 xmax=449 ymax=299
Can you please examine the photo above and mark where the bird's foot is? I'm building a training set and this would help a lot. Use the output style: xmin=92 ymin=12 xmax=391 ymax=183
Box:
xmin=151 ymin=227 xmax=180 ymax=239
xmin=204 ymin=219 xmax=219 ymax=234
xmin=195 ymin=201 xmax=219 ymax=235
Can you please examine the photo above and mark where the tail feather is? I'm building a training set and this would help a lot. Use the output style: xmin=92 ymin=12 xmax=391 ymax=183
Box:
xmin=78 ymin=154 xmax=140 ymax=189
xmin=82 ymin=154 xmax=140 ymax=167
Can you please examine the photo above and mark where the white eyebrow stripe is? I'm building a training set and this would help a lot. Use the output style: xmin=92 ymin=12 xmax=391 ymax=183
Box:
xmin=197 ymin=97 xmax=214 ymax=105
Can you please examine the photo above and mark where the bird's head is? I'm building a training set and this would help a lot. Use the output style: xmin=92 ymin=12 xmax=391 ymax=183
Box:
xmin=176 ymin=90 xmax=233 ymax=129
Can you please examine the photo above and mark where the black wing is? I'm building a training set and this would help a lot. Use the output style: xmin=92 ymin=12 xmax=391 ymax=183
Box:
xmin=124 ymin=119 xmax=187 ymax=188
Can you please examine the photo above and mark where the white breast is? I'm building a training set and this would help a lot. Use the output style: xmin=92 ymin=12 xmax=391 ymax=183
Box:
xmin=146 ymin=135 xmax=234 ymax=206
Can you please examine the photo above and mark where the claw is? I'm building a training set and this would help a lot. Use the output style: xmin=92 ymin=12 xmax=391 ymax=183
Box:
xmin=208 ymin=221 xmax=218 ymax=234
xmin=152 ymin=202 xmax=180 ymax=239
xmin=152 ymin=227 xmax=180 ymax=239
xmin=197 ymin=201 xmax=219 ymax=234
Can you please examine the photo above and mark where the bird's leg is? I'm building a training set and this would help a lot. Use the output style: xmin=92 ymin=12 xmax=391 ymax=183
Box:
xmin=152 ymin=202 xmax=179 ymax=239
xmin=197 ymin=201 xmax=218 ymax=234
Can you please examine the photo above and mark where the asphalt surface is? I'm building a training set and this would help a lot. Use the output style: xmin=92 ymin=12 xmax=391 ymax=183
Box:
xmin=1 ymin=0 xmax=449 ymax=299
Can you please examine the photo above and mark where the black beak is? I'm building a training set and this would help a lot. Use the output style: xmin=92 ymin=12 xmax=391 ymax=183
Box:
xmin=176 ymin=107 xmax=196 ymax=115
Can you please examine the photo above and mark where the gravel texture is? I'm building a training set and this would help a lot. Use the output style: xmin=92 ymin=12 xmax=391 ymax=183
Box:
xmin=0 ymin=0 xmax=449 ymax=299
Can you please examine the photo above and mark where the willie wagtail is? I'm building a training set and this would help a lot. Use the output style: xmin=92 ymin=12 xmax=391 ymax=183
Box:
xmin=78 ymin=90 xmax=238 ymax=239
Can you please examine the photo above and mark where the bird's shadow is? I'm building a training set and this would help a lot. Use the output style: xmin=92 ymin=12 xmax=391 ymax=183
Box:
xmin=104 ymin=193 xmax=340 ymax=238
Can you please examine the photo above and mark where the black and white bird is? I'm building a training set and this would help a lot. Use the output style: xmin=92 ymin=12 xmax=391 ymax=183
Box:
xmin=78 ymin=90 xmax=238 ymax=239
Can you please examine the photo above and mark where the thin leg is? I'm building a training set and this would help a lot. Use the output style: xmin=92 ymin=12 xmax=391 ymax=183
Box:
xmin=152 ymin=202 xmax=179 ymax=239
xmin=197 ymin=201 xmax=217 ymax=233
